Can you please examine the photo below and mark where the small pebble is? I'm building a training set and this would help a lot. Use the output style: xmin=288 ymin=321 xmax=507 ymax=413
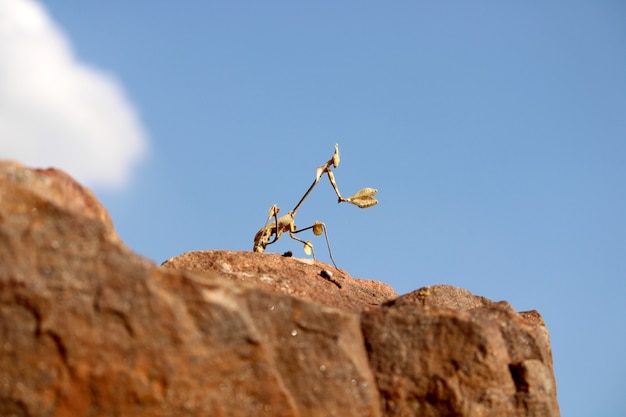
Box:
xmin=320 ymin=269 xmax=342 ymax=288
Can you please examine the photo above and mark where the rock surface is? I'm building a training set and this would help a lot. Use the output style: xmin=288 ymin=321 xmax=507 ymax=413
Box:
xmin=0 ymin=161 xmax=560 ymax=417
xmin=161 ymin=250 xmax=398 ymax=313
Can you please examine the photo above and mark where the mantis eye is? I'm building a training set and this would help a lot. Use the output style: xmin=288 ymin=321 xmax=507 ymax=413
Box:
xmin=303 ymin=241 xmax=313 ymax=255
xmin=313 ymin=221 xmax=324 ymax=236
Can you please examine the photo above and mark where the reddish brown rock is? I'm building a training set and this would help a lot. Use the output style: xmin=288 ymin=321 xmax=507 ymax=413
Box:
xmin=0 ymin=160 xmax=118 ymax=242
xmin=363 ymin=287 xmax=559 ymax=416
xmin=0 ymin=161 xmax=381 ymax=416
xmin=0 ymin=161 xmax=560 ymax=417
xmin=161 ymin=250 xmax=398 ymax=313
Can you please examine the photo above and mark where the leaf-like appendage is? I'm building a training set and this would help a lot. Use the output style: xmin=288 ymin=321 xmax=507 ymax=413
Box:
xmin=344 ymin=188 xmax=378 ymax=208
xmin=352 ymin=188 xmax=378 ymax=198
xmin=313 ymin=221 xmax=324 ymax=236
xmin=303 ymin=241 xmax=313 ymax=255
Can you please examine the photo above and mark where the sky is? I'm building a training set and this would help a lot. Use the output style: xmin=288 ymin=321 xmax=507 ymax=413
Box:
xmin=1 ymin=1 xmax=625 ymax=415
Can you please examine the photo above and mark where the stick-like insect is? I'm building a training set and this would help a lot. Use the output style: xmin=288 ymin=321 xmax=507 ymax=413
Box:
xmin=252 ymin=144 xmax=378 ymax=268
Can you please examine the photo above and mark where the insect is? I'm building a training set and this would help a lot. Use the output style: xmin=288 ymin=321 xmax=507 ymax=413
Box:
xmin=252 ymin=144 xmax=378 ymax=269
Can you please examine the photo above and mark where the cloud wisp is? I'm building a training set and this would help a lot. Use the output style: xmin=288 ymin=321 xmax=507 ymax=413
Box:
xmin=0 ymin=0 xmax=148 ymax=189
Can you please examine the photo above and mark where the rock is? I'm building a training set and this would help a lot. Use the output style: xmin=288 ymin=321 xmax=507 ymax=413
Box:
xmin=363 ymin=286 xmax=559 ymax=416
xmin=0 ymin=161 xmax=560 ymax=416
xmin=161 ymin=250 xmax=398 ymax=313
xmin=0 ymin=161 xmax=381 ymax=416
xmin=0 ymin=160 xmax=118 ymax=242
xmin=383 ymin=284 xmax=493 ymax=310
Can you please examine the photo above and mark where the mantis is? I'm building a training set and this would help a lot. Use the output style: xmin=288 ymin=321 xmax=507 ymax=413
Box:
xmin=252 ymin=144 xmax=378 ymax=269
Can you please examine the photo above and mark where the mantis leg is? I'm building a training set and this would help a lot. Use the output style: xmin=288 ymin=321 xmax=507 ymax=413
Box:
xmin=268 ymin=212 xmax=280 ymax=245
xmin=325 ymin=170 xmax=346 ymax=203
xmin=293 ymin=222 xmax=339 ymax=270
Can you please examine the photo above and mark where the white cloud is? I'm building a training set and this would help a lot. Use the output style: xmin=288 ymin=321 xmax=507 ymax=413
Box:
xmin=0 ymin=0 xmax=148 ymax=189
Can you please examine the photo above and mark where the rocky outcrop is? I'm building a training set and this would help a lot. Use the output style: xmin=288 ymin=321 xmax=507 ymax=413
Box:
xmin=0 ymin=161 xmax=560 ymax=416
xmin=161 ymin=250 xmax=398 ymax=313
xmin=364 ymin=290 xmax=558 ymax=416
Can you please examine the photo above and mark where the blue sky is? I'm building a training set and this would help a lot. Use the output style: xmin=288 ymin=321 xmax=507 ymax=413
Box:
xmin=3 ymin=1 xmax=626 ymax=415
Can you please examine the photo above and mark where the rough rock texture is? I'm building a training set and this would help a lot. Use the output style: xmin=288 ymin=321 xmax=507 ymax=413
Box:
xmin=161 ymin=250 xmax=398 ymax=313
xmin=364 ymin=290 xmax=559 ymax=416
xmin=0 ymin=161 xmax=560 ymax=417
